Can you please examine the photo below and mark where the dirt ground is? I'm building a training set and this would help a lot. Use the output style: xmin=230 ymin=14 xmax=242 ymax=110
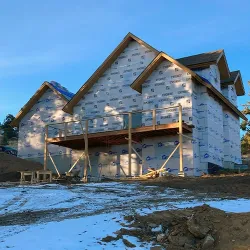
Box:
xmin=0 ymin=152 xmax=43 ymax=182
xmin=103 ymin=204 xmax=250 ymax=250
xmin=135 ymin=174 xmax=250 ymax=198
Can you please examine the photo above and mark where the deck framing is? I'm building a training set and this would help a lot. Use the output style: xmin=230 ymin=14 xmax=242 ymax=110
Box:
xmin=44 ymin=105 xmax=191 ymax=178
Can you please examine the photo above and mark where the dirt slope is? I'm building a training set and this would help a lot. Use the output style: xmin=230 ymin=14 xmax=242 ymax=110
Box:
xmin=104 ymin=205 xmax=250 ymax=250
xmin=137 ymin=175 xmax=250 ymax=198
xmin=0 ymin=152 xmax=43 ymax=182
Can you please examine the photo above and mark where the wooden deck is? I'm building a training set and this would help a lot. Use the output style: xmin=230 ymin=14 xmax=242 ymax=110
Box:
xmin=47 ymin=122 xmax=192 ymax=150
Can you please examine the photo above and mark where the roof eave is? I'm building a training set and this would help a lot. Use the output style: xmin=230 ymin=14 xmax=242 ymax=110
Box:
xmin=10 ymin=82 xmax=49 ymax=127
xmin=200 ymin=79 xmax=247 ymax=120
xmin=216 ymin=51 xmax=231 ymax=80
xmin=186 ymin=61 xmax=217 ymax=69
xmin=130 ymin=52 xmax=162 ymax=93
xmin=131 ymin=52 xmax=204 ymax=93
xmin=235 ymin=72 xmax=245 ymax=96
xmin=11 ymin=81 xmax=70 ymax=127
xmin=221 ymin=71 xmax=245 ymax=96
xmin=130 ymin=52 xmax=247 ymax=121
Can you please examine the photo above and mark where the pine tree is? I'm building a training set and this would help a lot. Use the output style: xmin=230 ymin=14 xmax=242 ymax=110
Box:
xmin=241 ymin=82 xmax=250 ymax=155
xmin=0 ymin=114 xmax=18 ymax=145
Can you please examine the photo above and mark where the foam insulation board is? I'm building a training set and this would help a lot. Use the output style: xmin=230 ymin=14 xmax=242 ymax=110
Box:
xmin=141 ymin=60 xmax=195 ymax=126
xmin=139 ymin=59 xmax=199 ymax=175
xmin=73 ymin=40 xmax=157 ymax=132
xmin=193 ymin=65 xmax=221 ymax=92
xmin=71 ymin=51 xmax=241 ymax=176
xmin=222 ymin=84 xmax=238 ymax=107
xmin=18 ymin=88 xmax=73 ymax=168
xmin=223 ymin=109 xmax=241 ymax=165
xmin=141 ymin=135 xmax=196 ymax=176
xmin=17 ymin=40 xmax=243 ymax=177
xmin=196 ymin=86 xmax=224 ymax=168
xmin=70 ymin=144 xmax=142 ymax=178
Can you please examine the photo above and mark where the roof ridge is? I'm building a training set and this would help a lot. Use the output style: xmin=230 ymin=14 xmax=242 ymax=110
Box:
xmin=48 ymin=81 xmax=74 ymax=100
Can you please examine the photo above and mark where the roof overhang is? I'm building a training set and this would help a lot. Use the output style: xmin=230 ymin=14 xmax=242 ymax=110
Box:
xmin=216 ymin=52 xmax=231 ymax=80
xmin=183 ymin=50 xmax=231 ymax=81
xmin=235 ymin=72 xmax=245 ymax=96
xmin=11 ymin=81 xmax=70 ymax=127
xmin=221 ymin=71 xmax=245 ymax=96
xmin=62 ymin=32 xmax=159 ymax=115
xmin=130 ymin=52 xmax=247 ymax=121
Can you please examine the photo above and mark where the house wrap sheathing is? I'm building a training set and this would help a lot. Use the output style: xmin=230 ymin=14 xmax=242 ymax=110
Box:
xmin=13 ymin=82 xmax=76 ymax=173
xmin=12 ymin=33 xmax=246 ymax=177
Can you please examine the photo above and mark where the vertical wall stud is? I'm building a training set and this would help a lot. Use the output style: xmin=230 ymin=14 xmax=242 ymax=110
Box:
xmin=152 ymin=109 xmax=156 ymax=130
xmin=64 ymin=123 xmax=68 ymax=140
xmin=44 ymin=125 xmax=48 ymax=171
xmin=178 ymin=104 xmax=185 ymax=177
xmin=84 ymin=120 xmax=89 ymax=182
xmin=128 ymin=113 xmax=132 ymax=176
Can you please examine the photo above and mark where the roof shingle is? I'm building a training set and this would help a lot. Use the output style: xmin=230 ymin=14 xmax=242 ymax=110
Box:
xmin=49 ymin=81 xmax=74 ymax=100
xmin=221 ymin=70 xmax=239 ymax=84
xmin=177 ymin=49 xmax=223 ymax=66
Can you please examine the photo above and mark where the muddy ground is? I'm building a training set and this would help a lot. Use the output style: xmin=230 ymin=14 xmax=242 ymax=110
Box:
xmin=135 ymin=174 xmax=250 ymax=198
xmin=0 ymin=152 xmax=43 ymax=182
xmin=1 ymin=180 xmax=250 ymax=249
xmin=103 ymin=204 xmax=250 ymax=250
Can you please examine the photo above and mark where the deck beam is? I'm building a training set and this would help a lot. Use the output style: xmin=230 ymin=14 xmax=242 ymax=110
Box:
xmin=46 ymin=122 xmax=192 ymax=150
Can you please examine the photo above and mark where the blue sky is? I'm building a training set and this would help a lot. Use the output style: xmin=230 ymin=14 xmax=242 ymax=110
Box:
xmin=0 ymin=0 xmax=249 ymax=124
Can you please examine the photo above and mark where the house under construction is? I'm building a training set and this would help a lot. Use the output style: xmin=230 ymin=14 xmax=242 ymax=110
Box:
xmin=11 ymin=32 xmax=247 ymax=180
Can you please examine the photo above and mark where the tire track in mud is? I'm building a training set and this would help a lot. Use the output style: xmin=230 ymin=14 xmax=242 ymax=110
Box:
xmin=0 ymin=190 xmax=27 ymax=213
xmin=0 ymin=183 xmax=210 ymax=227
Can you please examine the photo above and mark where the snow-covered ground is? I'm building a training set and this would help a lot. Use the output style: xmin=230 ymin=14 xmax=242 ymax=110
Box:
xmin=1 ymin=182 xmax=250 ymax=249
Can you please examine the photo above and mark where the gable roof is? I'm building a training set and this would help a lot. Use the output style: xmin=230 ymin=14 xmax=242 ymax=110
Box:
xmin=130 ymin=52 xmax=247 ymax=121
xmin=178 ymin=51 xmax=245 ymax=96
xmin=178 ymin=49 xmax=223 ymax=66
xmin=221 ymin=70 xmax=245 ymax=96
xmin=11 ymin=81 xmax=74 ymax=127
xmin=62 ymin=32 xmax=159 ymax=114
xmin=178 ymin=49 xmax=231 ymax=81
xmin=61 ymin=32 xmax=245 ymax=120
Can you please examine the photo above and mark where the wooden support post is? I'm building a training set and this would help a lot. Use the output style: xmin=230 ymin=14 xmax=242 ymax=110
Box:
xmin=152 ymin=109 xmax=156 ymax=130
xmin=64 ymin=123 xmax=68 ymax=140
xmin=20 ymin=172 xmax=24 ymax=184
xmin=31 ymin=171 xmax=35 ymax=184
xmin=80 ymin=121 xmax=84 ymax=134
xmin=178 ymin=104 xmax=185 ymax=177
xmin=49 ymin=153 xmax=60 ymax=177
xmin=128 ymin=113 xmax=132 ymax=177
xmin=83 ymin=120 xmax=89 ymax=182
xmin=68 ymin=151 xmax=85 ymax=173
xmin=160 ymin=144 xmax=180 ymax=170
xmin=44 ymin=125 xmax=48 ymax=171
